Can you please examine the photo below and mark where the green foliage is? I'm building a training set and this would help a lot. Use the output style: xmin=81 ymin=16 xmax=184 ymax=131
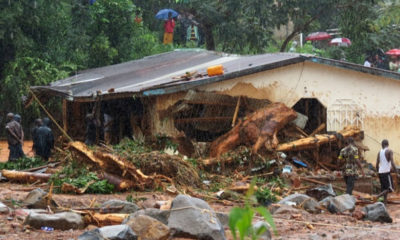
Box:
xmin=229 ymin=179 xmax=276 ymax=240
xmin=113 ymin=138 xmax=151 ymax=155
xmin=0 ymin=157 xmax=46 ymax=170
xmin=255 ymin=187 xmax=277 ymax=206
xmin=50 ymin=160 xmax=114 ymax=194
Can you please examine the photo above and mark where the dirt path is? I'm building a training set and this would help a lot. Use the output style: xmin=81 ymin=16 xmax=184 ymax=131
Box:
xmin=0 ymin=141 xmax=34 ymax=163
xmin=1 ymin=182 xmax=400 ymax=239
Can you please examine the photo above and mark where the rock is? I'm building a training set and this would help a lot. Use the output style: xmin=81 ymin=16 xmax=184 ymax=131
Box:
xmin=78 ymin=231 xmax=105 ymax=240
xmin=124 ymin=208 xmax=170 ymax=225
xmin=362 ymin=202 xmax=393 ymax=223
xmin=98 ymin=225 xmax=137 ymax=240
xmin=306 ymin=184 xmax=336 ymax=201
xmin=100 ymin=200 xmax=139 ymax=214
xmin=24 ymin=211 xmax=85 ymax=230
xmin=168 ymin=194 xmax=225 ymax=240
xmin=126 ymin=215 xmax=169 ymax=240
xmin=278 ymin=194 xmax=321 ymax=213
xmin=0 ymin=202 xmax=10 ymax=214
xmin=216 ymin=212 xmax=229 ymax=227
xmin=270 ymin=204 xmax=309 ymax=216
xmin=23 ymin=188 xmax=57 ymax=209
xmin=326 ymin=194 xmax=356 ymax=213
xmin=318 ymin=196 xmax=333 ymax=208
xmin=252 ymin=221 xmax=271 ymax=240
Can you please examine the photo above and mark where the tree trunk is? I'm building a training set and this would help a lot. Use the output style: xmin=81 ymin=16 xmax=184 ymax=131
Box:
xmin=203 ymin=23 xmax=215 ymax=50
xmin=209 ymin=103 xmax=297 ymax=158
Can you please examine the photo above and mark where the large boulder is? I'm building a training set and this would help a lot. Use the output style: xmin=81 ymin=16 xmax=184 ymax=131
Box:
xmin=126 ymin=215 xmax=170 ymax=240
xmin=306 ymin=184 xmax=336 ymax=201
xmin=326 ymin=194 xmax=356 ymax=213
xmin=24 ymin=211 xmax=85 ymax=230
xmin=100 ymin=200 xmax=140 ymax=214
xmin=362 ymin=202 xmax=393 ymax=223
xmin=168 ymin=194 xmax=225 ymax=240
xmin=23 ymin=188 xmax=57 ymax=209
xmin=278 ymin=194 xmax=321 ymax=213
xmin=124 ymin=208 xmax=170 ymax=225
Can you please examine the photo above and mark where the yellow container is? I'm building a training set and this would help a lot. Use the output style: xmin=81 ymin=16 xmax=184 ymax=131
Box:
xmin=207 ymin=64 xmax=224 ymax=76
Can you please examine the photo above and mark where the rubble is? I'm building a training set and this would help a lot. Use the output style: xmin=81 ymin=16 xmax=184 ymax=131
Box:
xmin=79 ymin=224 xmax=138 ymax=240
xmin=126 ymin=215 xmax=170 ymax=240
xmin=100 ymin=200 xmax=140 ymax=214
xmin=362 ymin=202 xmax=393 ymax=223
xmin=168 ymin=194 xmax=225 ymax=240
xmin=24 ymin=211 xmax=85 ymax=230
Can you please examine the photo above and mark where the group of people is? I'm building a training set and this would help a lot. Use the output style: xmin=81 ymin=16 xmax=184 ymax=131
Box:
xmin=363 ymin=54 xmax=389 ymax=69
xmin=339 ymin=137 xmax=397 ymax=204
xmin=5 ymin=113 xmax=54 ymax=162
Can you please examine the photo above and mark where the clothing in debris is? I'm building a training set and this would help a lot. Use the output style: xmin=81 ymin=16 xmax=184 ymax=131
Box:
xmin=35 ymin=118 xmax=54 ymax=161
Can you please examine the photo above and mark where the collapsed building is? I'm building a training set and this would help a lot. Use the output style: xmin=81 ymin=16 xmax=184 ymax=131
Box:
xmin=30 ymin=49 xmax=400 ymax=167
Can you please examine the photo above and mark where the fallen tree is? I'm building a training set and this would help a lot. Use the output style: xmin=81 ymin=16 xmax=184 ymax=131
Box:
xmin=210 ymin=102 xmax=297 ymax=158
xmin=68 ymin=141 xmax=173 ymax=190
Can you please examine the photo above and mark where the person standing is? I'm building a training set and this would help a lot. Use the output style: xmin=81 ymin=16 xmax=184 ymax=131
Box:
xmin=163 ymin=12 xmax=175 ymax=45
xmin=85 ymin=113 xmax=98 ymax=146
xmin=338 ymin=137 xmax=365 ymax=195
xmin=103 ymin=113 xmax=113 ymax=144
xmin=31 ymin=118 xmax=43 ymax=155
xmin=35 ymin=118 xmax=54 ymax=161
xmin=13 ymin=114 xmax=25 ymax=158
xmin=375 ymin=139 xmax=397 ymax=204
xmin=5 ymin=113 xmax=24 ymax=161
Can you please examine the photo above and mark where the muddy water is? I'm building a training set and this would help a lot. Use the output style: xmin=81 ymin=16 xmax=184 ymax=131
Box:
xmin=0 ymin=141 xmax=34 ymax=163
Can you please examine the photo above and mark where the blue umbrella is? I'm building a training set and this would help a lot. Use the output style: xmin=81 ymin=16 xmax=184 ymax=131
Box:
xmin=155 ymin=9 xmax=179 ymax=20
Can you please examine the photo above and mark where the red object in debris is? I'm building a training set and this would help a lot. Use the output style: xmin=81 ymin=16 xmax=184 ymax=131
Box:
xmin=329 ymin=37 xmax=352 ymax=47
xmin=305 ymin=32 xmax=332 ymax=41
xmin=386 ymin=49 xmax=400 ymax=56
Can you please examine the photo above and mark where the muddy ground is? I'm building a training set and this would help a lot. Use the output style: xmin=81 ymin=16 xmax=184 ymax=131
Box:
xmin=1 ymin=141 xmax=400 ymax=239
xmin=1 ymin=181 xmax=400 ymax=240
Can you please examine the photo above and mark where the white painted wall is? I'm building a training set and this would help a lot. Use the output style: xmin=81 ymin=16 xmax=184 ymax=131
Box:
xmin=197 ymin=62 xmax=400 ymax=164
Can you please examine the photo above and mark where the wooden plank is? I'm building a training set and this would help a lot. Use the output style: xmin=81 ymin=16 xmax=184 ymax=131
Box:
xmin=310 ymin=123 xmax=326 ymax=136
xmin=62 ymin=99 xmax=68 ymax=132
xmin=185 ymin=100 xmax=236 ymax=107
xmin=231 ymin=96 xmax=241 ymax=127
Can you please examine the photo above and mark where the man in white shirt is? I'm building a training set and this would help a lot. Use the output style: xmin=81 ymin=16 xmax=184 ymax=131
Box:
xmin=375 ymin=139 xmax=397 ymax=204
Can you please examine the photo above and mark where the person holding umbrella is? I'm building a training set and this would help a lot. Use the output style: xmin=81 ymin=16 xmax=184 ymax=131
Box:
xmin=163 ymin=12 xmax=176 ymax=45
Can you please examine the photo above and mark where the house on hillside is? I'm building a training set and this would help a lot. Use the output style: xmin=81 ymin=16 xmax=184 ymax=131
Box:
xmin=31 ymin=49 xmax=400 ymax=164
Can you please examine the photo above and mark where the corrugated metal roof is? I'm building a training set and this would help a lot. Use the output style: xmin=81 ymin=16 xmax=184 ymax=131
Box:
xmin=31 ymin=49 xmax=400 ymax=100
xmin=31 ymin=49 xmax=303 ymax=100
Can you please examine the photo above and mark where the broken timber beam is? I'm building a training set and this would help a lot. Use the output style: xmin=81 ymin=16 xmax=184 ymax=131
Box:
xmin=1 ymin=170 xmax=52 ymax=183
xmin=277 ymin=126 xmax=362 ymax=152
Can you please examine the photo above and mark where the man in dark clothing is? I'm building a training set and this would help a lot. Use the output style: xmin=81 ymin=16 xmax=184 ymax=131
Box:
xmin=13 ymin=114 xmax=25 ymax=158
xmin=375 ymin=139 xmax=397 ymax=204
xmin=5 ymin=113 xmax=25 ymax=161
xmin=31 ymin=118 xmax=43 ymax=155
xmin=338 ymin=137 xmax=365 ymax=195
xmin=85 ymin=113 xmax=97 ymax=146
xmin=35 ymin=118 xmax=54 ymax=161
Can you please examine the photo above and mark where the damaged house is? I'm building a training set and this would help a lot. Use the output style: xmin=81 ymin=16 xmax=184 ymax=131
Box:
xmin=31 ymin=49 xmax=400 ymax=166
